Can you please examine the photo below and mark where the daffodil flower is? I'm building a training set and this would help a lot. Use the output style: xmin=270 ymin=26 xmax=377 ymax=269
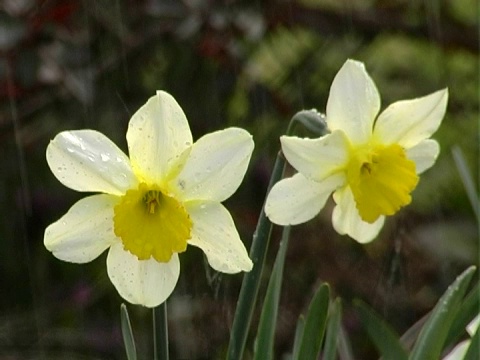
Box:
xmin=44 ymin=91 xmax=254 ymax=307
xmin=265 ymin=59 xmax=448 ymax=243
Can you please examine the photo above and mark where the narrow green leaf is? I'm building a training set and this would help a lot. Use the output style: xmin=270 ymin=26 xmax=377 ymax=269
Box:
xmin=254 ymin=226 xmax=291 ymax=360
xmin=120 ymin=303 xmax=137 ymax=360
xmin=297 ymin=283 xmax=330 ymax=360
xmin=445 ymin=281 xmax=479 ymax=348
xmin=410 ymin=266 xmax=476 ymax=360
xmin=291 ymin=315 xmax=305 ymax=360
xmin=464 ymin=326 xmax=480 ymax=360
xmin=323 ymin=299 xmax=342 ymax=360
xmin=355 ymin=300 xmax=408 ymax=360
xmin=153 ymin=303 xmax=169 ymax=360
xmin=452 ymin=146 xmax=479 ymax=218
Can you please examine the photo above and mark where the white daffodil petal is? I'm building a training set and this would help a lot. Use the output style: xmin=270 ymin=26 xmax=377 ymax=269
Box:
xmin=176 ymin=128 xmax=254 ymax=202
xmin=443 ymin=341 xmax=470 ymax=360
xmin=46 ymin=130 xmax=136 ymax=195
xmin=406 ymin=139 xmax=440 ymax=174
xmin=374 ymin=89 xmax=448 ymax=148
xmin=326 ymin=59 xmax=380 ymax=144
xmin=281 ymin=130 xmax=350 ymax=182
xmin=265 ymin=173 xmax=344 ymax=226
xmin=186 ymin=201 xmax=252 ymax=273
xmin=44 ymin=194 xmax=118 ymax=263
xmin=107 ymin=242 xmax=180 ymax=307
xmin=332 ymin=187 xmax=385 ymax=243
xmin=127 ymin=91 xmax=193 ymax=184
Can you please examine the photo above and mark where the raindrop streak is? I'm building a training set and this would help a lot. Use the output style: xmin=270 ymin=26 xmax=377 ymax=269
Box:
xmin=6 ymin=60 xmax=46 ymax=356
xmin=115 ymin=0 xmax=129 ymax=87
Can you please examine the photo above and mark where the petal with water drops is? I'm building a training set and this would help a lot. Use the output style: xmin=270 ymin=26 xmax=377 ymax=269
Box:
xmin=47 ymin=130 xmax=137 ymax=195
xmin=176 ymin=127 xmax=254 ymax=202
xmin=281 ymin=130 xmax=350 ymax=182
xmin=265 ymin=173 xmax=344 ymax=226
xmin=107 ymin=242 xmax=180 ymax=307
xmin=44 ymin=194 xmax=118 ymax=263
xmin=127 ymin=91 xmax=193 ymax=184
xmin=326 ymin=59 xmax=380 ymax=144
xmin=186 ymin=201 xmax=252 ymax=273
xmin=374 ymin=89 xmax=448 ymax=148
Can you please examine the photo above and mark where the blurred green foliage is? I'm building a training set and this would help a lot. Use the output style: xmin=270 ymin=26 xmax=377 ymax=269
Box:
xmin=0 ymin=0 xmax=478 ymax=358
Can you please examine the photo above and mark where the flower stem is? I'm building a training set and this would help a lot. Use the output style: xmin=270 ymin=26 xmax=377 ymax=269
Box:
xmin=227 ymin=151 xmax=286 ymax=360
xmin=153 ymin=302 xmax=169 ymax=360
xmin=226 ymin=110 xmax=329 ymax=360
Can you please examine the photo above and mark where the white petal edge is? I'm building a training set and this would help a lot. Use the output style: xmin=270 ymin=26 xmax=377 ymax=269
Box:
xmin=374 ymin=89 xmax=448 ymax=149
xmin=281 ymin=130 xmax=350 ymax=182
xmin=406 ymin=139 xmax=440 ymax=174
xmin=44 ymin=194 xmax=118 ymax=263
xmin=47 ymin=130 xmax=137 ymax=195
xmin=186 ymin=201 xmax=252 ymax=273
xmin=467 ymin=314 xmax=480 ymax=336
xmin=127 ymin=91 xmax=193 ymax=184
xmin=107 ymin=242 xmax=180 ymax=307
xmin=332 ymin=187 xmax=385 ymax=243
xmin=265 ymin=173 xmax=344 ymax=226
xmin=175 ymin=127 xmax=254 ymax=202
xmin=326 ymin=59 xmax=381 ymax=144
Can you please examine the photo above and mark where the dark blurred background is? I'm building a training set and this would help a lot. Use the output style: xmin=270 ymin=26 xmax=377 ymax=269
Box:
xmin=0 ymin=0 xmax=478 ymax=358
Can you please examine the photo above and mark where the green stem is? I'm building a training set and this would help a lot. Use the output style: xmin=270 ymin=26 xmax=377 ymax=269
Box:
xmin=227 ymin=110 xmax=328 ymax=360
xmin=227 ymin=152 xmax=286 ymax=360
xmin=153 ymin=302 xmax=169 ymax=360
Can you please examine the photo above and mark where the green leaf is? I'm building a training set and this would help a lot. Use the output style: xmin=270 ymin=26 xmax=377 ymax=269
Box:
xmin=297 ymin=283 xmax=330 ymax=360
xmin=452 ymin=145 xmax=479 ymax=218
xmin=120 ymin=303 xmax=137 ymax=360
xmin=254 ymin=226 xmax=291 ymax=360
xmin=355 ymin=300 xmax=408 ymax=360
xmin=323 ymin=299 xmax=342 ymax=360
xmin=409 ymin=266 xmax=476 ymax=360
xmin=292 ymin=315 xmax=305 ymax=360
xmin=445 ymin=281 xmax=479 ymax=348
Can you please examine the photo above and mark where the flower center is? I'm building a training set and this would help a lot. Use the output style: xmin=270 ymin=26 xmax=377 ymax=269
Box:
xmin=113 ymin=183 xmax=192 ymax=262
xmin=346 ymin=143 xmax=419 ymax=223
